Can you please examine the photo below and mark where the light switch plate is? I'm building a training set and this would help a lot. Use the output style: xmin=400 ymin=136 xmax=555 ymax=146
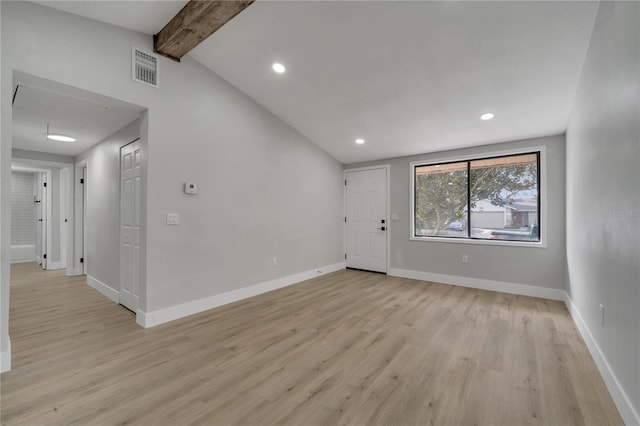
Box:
xmin=184 ymin=183 xmax=198 ymax=195
xmin=166 ymin=213 xmax=179 ymax=225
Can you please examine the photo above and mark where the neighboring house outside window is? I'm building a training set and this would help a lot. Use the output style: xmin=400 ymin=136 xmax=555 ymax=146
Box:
xmin=411 ymin=151 xmax=541 ymax=244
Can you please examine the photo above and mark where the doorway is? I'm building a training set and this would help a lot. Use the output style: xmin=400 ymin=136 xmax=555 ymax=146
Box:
xmin=344 ymin=166 xmax=389 ymax=273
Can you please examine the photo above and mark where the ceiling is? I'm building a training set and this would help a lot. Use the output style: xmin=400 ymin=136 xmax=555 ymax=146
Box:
xmin=13 ymin=73 xmax=146 ymax=157
xmin=29 ymin=1 xmax=599 ymax=164
xmin=32 ymin=0 xmax=188 ymax=35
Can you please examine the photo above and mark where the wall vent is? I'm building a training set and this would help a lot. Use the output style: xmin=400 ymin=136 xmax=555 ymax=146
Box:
xmin=132 ymin=47 xmax=159 ymax=88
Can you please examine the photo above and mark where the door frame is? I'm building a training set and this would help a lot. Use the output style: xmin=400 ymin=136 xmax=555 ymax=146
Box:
xmin=11 ymin=165 xmax=52 ymax=269
xmin=59 ymin=168 xmax=68 ymax=270
xmin=343 ymin=165 xmax=391 ymax=274
xmin=74 ymin=159 xmax=88 ymax=276
xmin=12 ymin=159 xmax=75 ymax=272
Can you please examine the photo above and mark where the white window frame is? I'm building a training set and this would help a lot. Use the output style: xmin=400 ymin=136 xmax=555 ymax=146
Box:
xmin=409 ymin=146 xmax=547 ymax=248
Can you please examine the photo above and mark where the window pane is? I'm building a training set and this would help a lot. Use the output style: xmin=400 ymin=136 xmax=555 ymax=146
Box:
xmin=414 ymin=162 xmax=468 ymax=237
xmin=469 ymin=153 xmax=539 ymax=241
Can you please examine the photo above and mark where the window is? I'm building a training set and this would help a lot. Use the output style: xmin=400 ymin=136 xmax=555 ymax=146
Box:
xmin=412 ymin=152 xmax=540 ymax=243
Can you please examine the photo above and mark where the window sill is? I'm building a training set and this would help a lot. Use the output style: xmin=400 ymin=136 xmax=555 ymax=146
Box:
xmin=409 ymin=235 xmax=547 ymax=249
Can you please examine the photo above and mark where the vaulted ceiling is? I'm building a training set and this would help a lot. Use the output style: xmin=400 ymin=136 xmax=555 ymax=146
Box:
xmin=28 ymin=1 xmax=599 ymax=163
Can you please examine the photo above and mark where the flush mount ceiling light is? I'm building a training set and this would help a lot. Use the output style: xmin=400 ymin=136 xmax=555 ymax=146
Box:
xmin=480 ymin=112 xmax=495 ymax=121
xmin=272 ymin=63 xmax=286 ymax=74
xmin=355 ymin=138 xmax=365 ymax=145
xmin=46 ymin=124 xmax=75 ymax=142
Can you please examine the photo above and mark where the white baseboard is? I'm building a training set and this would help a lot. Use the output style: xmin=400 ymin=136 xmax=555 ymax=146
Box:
xmin=563 ymin=293 xmax=640 ymax=426
xmin=11 ymin=244 xmax=35 ymax=263
xmin=1 ymin=338 xmax=11 ymax=373
xmin=86 ymin=275 xmax=119 ymax=303
xmin=137 ymin=262 xmax=346 ymax=328
xmin=388 ymin=268 xmax=565 ymax=301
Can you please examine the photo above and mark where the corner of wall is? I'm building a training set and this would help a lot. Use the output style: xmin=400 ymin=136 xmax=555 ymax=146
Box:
xmin=1 ymin=338 xmax=11 ymax=373
xmin=138 ymin=262 xmax=345 ymax=328
xmin=562 ymin=292 xmax=640 ymax=426
xmin=86 ymin=275 xmax=119 ymax=303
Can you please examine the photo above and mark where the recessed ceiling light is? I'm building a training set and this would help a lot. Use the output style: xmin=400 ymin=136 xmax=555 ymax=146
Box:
xmin=272 ymin=63 xmax=286 ymax=74
xmin=480 ymin=112 xmax=495 ymax=121
xmin=355 ymin=138 xmax=365 ymax=145
xmin=47 ymin=134 xmax=76 ymax=142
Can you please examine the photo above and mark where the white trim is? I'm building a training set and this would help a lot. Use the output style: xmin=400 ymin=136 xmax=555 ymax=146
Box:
xmin=388 ymin=268 xmax=565 ymax=301
xmin=343 ymin=165 xmax=391 ymax=274
xmin=72 ymin=160 xmax=88 ymax=277
xmin=59 ymin=168 xmax=68 ymax=270
xmin=10 ymin=244 xmax=36 ymax=263
xmin=44 ymin=170 xmax=52 ymax=270
xmin=408 ymin=235 xmax=547 ymax=249
xmin=86 ymin=275 xmax=119 ymax=303
xmin=136 ymin=262 xmax=346 ymax=328
xmin=409 ymin=145 xmax=547 ymax=249
xmin=1 ymin=338 xmax=11 ymax=373
xmin=563 ymin=293 xmax=640 ymax=426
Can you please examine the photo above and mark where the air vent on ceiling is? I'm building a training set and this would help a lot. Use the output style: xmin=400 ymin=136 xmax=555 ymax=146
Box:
xmin=132 ymin=47 xmax=159 ymax=88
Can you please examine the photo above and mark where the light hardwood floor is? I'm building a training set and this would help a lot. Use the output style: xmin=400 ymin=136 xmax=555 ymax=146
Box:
xmin=1 ymin=262 xmax=623 ymax=425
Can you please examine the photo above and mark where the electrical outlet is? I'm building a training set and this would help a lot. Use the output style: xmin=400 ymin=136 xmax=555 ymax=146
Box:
xmin=600 ymin=304 xmax=604 ymax=326
xmin=462 ymin=254 xmax=469 ymax=264
xmin=166 ymin=213 xmax=179 ymax=225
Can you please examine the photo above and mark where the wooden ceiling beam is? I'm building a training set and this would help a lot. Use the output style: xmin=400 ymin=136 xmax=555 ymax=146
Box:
xmin=154 ymin=0 xmax=254 ymax=62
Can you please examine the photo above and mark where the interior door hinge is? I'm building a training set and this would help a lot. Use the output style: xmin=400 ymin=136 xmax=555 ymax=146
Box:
xmin=80 ymin=257 xmax=84 ymax=264
xmin=80 ymin=178 xmax=84 ymax=184
xmin=345 ymin=217 xmax=347 ymax=223
xmin=43 ymin=182 xmax=47 ymax=187
xmin=345 ymin=253 xmax=347 ymax=259
xmin=345 ymin=179 xmax=347 ymax=186
xmin=43 ymin=254 xmax=47 ymax=259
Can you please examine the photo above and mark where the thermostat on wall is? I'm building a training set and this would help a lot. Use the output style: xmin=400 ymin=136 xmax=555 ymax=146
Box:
xmin=184 ymin=183 xmax=198 ymax=195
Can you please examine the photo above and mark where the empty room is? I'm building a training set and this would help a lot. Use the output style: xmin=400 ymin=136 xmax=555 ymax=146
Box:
xmin=1 ymin=1 xmax=638 ymax=425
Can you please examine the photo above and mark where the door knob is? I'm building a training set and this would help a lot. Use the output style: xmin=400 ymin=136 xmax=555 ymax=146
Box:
xmin=378 ymin=226 xmax=386 ymax=231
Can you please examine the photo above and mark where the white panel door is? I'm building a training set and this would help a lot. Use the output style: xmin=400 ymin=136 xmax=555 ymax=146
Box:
xmin=346 ymin=168 xmax=387 ymax=273
xmin=120 ymin=141 xmax=141 ymax=312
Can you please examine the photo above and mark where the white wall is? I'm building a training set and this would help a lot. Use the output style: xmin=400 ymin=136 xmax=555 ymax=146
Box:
xmin=0 ymin=0 xmax=344 ymax=361
xmin=75 ymin=118 xmax=142 ymax=293
xmin=346 ymin=135 xmax=566 ymax=294
xmin=566 ymin=2 xmax=640 ymax=423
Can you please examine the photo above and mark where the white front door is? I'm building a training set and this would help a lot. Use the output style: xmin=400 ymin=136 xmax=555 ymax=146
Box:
xmin=346 ymin=167 xmax=387 ymax=273
xmin=119 ymin=140 xmax=141 ymax=312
